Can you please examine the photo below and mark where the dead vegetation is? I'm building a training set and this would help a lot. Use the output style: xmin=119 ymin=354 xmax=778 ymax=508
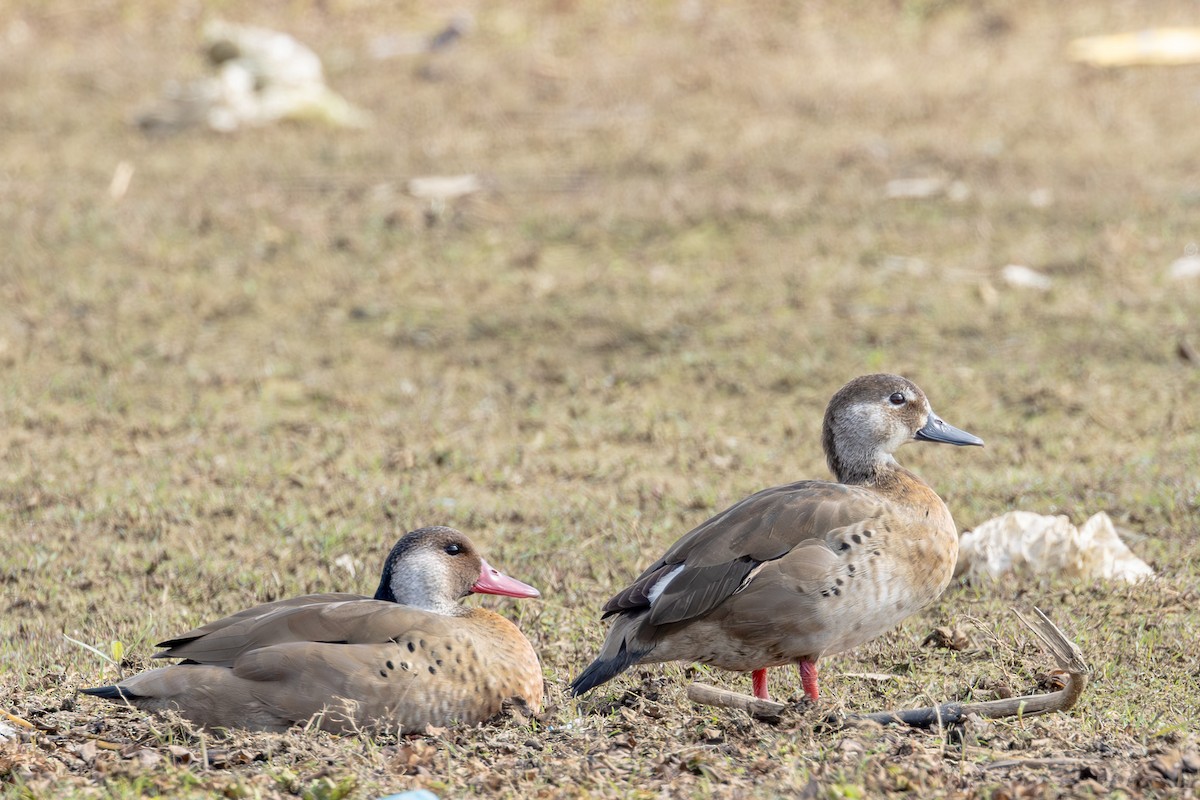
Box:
xmin=2 ymin=0 xmax=1200 ymax=797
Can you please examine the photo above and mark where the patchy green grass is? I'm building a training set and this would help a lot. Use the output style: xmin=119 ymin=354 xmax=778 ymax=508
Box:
xmin=2 ymin=0 xmax=1200 ymax=797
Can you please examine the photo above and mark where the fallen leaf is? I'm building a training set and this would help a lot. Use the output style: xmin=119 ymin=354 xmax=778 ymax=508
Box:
xmin=1178 ymin=338 xmax=1199 ymax=365
xmin=391 ymin=741 xmax=438 ymax=775
xmin=922 ymin=626 xmax=972 ymax=651
xmin=1036 ymin=669 xmax=1070 ymax=692
xmin=1150 ymin=749 xmax=1183 ymax=782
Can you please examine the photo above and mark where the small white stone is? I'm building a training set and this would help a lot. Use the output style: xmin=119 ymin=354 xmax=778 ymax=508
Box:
xmin=1028 ymin=188 xmax=1054 ymax=208
xmin=334 ymin=554 xmax=357 ymax=579
xmin=1001 ymin=264 xmax=1052 ymax=291
xmin=408 ymin=175 xmax=483 ymax=200
xmin=1167 ymin=255 xmax=1200 ymax=280
xmin=885 ymin=177 xmax=945 ymax=199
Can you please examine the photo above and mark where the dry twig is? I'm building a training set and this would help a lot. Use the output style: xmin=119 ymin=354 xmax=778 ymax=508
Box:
xmin=687 ymin=607 xmax=1089 ymax=728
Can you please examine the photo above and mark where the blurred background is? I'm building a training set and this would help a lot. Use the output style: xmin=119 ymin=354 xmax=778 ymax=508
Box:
xmin=1 ymin=0 xmax=1199 ymax=793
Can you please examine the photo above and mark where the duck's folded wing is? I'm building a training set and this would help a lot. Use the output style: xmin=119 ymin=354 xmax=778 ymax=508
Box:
xmin=230 ymin=643 xmax=405 ymax=728
xmin=154 ymin=599 xmax=434 ymax=667
xmin=709 ymin=538 xmax=846 ymax=636
xmin=156 ymin=593 xmax=363 ymax=651
xmin=230 ymin=635 xmax=496 ymax=732
xmin=606 ymin=481 xmax=888 ymax=626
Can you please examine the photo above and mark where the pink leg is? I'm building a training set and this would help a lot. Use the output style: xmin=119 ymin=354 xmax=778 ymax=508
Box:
xmin=798 ymin=660 xmax=819 ymax=702
xmin=751 ymin=668 xmax=770 ymax=700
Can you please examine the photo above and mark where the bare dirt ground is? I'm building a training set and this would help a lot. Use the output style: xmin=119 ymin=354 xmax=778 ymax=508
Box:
xmin=2 ymin=1 xmax=1200 ymax=797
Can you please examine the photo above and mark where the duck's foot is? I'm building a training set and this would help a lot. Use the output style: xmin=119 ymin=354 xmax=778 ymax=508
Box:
xmin=751 ymin=668 xmax=770 ymax=701
xmin=799 ymin=659 xmax=819 ymax=702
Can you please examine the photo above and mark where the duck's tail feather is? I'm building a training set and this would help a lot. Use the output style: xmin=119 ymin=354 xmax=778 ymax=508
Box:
xmin=80 ymin=684 xmax=139 ymax=701
xmin=569 ymin=639 xmax=650 ymax=697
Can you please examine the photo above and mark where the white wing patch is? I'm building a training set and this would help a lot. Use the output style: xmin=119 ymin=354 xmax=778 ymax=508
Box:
xmin=646 ymin=564 xmax=685 ymax=606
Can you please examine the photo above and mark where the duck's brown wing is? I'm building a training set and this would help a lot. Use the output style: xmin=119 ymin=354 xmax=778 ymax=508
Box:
xmin=604 ymin=480 xmax=887 ymax=626
xmin=228 ymin=640 xmax=472 ymax=731
xmin=156 ymin=593 xmax=364 ymax=651
xmin=154 ymin=599 xmax=430 ymax=668
xmin=230 ymin=613 xmax=534 ymax=731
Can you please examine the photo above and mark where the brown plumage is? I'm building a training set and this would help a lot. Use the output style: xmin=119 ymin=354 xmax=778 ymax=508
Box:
xmin=570 ymin=374 xmax=982 ymax=703
xmin=82 ymin=527 xmax=543 ymax=733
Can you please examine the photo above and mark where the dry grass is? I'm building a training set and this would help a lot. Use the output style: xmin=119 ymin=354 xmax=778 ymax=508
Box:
xmin=2 ymin=0 xmax=1200 ymax=797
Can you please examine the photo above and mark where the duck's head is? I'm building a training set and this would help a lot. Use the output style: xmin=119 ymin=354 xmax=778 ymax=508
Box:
xmin=822 ymin=373 xmax=983 ymax=484
xmin=373 ymin=526 xmax=540 ymax=615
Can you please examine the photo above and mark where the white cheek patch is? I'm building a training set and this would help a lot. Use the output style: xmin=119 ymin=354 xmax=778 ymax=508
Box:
xmin=646 ymin=564 xmax=686 ymax=606
xmin=844 ymin=402 xmax=874 ymax=428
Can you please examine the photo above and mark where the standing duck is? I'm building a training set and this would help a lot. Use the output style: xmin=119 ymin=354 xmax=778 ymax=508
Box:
xmin=570 ymin=374 xmax=982 ymax=703
xmin=82 ymin=526 xmax=543 ymax=733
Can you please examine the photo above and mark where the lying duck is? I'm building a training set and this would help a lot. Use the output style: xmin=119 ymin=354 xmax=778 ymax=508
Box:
xmin=570 ymin=373 xmax=982 ymax=703
xmin=82 ymin=526 xmax=543 ymax=733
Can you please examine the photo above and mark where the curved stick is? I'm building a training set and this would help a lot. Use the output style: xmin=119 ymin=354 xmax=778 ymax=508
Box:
xmin=687 ymin=607 xmax=1089 ymax=728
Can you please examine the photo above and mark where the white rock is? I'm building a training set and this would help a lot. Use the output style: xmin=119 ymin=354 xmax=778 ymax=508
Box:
xmin=1167 ymin=255 xmax=1200 ymax=281
xmin=885 ymin=177 xmax=945 ymax=199
xmin=1001 ymin=264 xmax=1052 ymax=291
xmin=947 ymin=180 xmax=971 ymax=202
xmin=139 ymin=21 xmax=369 ymax=133
xmin=957 ymin=511 xmax=1154 ymax=584
xmin=408 ymin=174 xmax=483 ymax=200
xmin=1028 ymin=188 xmax=1054 ymax=208
xmin=334 ymin=553 xmax=357 ymax=579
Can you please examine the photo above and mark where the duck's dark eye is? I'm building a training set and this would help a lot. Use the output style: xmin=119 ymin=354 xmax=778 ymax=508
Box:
xmin=888 ymin=392 xmax=906 ymax=406
xmin=444 ymin=543 xmax=463 ymax=556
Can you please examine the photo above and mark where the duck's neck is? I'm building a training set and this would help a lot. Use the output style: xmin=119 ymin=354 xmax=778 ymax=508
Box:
xmin=834 ymin=461 xmax=934 ymax=511
xmin=824 ymin=435 xmax=899 ymax=486
xmin=826 ymin=447 xmax=924 ymax=496
xmin=374 ymin=568 xmax=468 ymax=616
xmin=828 ymin=454 xmax=886 ymax=485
